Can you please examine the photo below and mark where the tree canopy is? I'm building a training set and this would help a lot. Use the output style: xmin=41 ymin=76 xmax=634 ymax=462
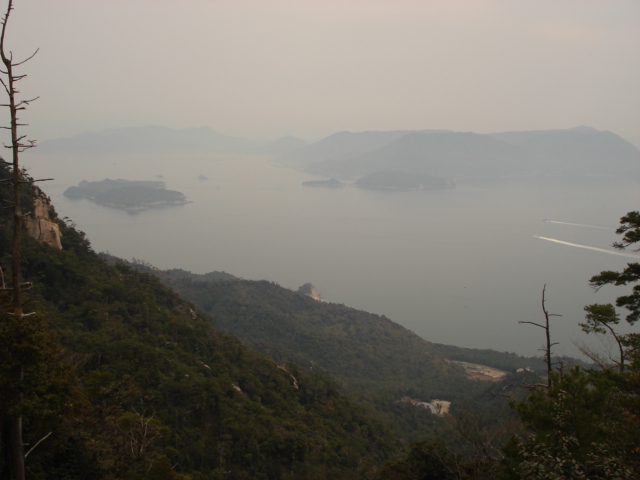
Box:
xmin=583 ymin=211 xmax=640 ymax=371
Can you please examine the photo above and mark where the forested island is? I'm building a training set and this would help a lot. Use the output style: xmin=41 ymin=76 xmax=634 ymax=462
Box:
xmin=63 ymin=178 xmax=188 ymax=211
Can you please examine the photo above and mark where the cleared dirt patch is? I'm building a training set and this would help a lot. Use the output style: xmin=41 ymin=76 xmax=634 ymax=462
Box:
xmin=453 ymin=361 xmax=507 ymax=381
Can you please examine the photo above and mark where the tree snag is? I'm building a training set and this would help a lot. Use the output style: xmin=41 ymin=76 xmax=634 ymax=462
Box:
xmin=519 ymin=285 xmax=561 ymax=387
xmin=0 ymin=1 xmax=39 ymax=479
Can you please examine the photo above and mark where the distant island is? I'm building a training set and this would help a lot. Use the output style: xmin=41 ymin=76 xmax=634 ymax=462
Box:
xmin=302 ymin=171 xmax=453 ymax=191
xmin=302 ymin=178 xmax=344 ymax=188
xmin=63 ymin=178 xmax=188 ymax=212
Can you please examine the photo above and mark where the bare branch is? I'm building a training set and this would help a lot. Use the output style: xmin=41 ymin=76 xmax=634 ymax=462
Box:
xmin=494 ymin=391 xmax=516 ymax=402
xmin=24 ymin=432 xmax=52 ymax=459
xmin=16 ymin=95 xmax=39 ymax=105
xmin=19 ymin=177 xmax=53 ymax=183
xmin=12 ymin=47 xmax=38 ymax=67
xmin=518 ymin=321 xmax=545 ymax=329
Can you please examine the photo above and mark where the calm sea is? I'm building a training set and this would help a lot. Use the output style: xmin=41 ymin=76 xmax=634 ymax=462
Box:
xmin=24 ymin=151 xmax=640 ymax=359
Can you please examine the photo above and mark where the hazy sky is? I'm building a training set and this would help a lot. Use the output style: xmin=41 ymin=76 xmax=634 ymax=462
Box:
xmin=3 ymin=0 xmax=639 ymax=145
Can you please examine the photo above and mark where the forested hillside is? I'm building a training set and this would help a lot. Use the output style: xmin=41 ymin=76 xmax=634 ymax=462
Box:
xmin=112 ymin=224 xmax=640 ymax=479
xmin=0 ymin=164 xmax=398 ymax=479
xmin=120 ymin=264 xmax=540 ymax=441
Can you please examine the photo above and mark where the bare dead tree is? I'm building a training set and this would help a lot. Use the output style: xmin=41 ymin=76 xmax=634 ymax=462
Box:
xmin=0 ymin=1 xmax=38 ymax=479
xmin=519 ymin=285 xmax=561 ymax=388
xmin=0 ymin=0 xmax=38 ymax=315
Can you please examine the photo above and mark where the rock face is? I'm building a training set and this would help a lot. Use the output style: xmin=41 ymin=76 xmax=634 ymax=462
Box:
xmin=297 ymin=283 xmax=322 ymax=301
xmin=25 ymin=188 xmax=62 ymax=250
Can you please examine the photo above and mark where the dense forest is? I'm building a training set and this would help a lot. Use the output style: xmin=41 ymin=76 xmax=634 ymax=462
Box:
xmin=121 ymin=261 xmax=548 ymax=441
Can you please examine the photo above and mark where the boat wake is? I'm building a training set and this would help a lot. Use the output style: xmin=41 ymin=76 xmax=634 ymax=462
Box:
xmin=543 ymin=220 xmax=610 ymax=230
xmin=534 ymin=236 xmax=639 ymax=259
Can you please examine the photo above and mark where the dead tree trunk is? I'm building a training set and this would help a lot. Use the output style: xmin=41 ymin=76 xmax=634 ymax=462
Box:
xmin=519 ymin=285 xmax=561 ymax=388
xmin=0 ymin=2 xmax=39 ymax=479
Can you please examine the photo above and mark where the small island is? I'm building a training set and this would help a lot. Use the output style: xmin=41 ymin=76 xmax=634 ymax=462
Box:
xmin=302 ymin=172 xmax=453 ymax=191
xmin=63 ymin=178 xmax=188 ymax=212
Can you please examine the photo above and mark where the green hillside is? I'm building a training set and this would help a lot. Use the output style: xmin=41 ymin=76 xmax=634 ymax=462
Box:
xmin=126 ymin=265 xmax=520 ymax=441
xmin=0 ymin=165 xmax=398 ymax=479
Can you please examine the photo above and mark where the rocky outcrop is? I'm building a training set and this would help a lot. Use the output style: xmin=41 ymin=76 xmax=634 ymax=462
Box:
xmin=297 ymin=283 xmax=322 ymax=301
xmin=24 ymin=188 xmax=62 ymax=250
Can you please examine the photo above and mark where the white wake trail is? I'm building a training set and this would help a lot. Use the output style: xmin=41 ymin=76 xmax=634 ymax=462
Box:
xmin=544 ymin=220 xmax=610 ymax=230
xmin=534 ymin=236 xmax=640 ymax=259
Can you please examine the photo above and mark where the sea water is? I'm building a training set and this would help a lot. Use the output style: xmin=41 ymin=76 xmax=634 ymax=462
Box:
xmin=23 ymin=151 xmax=639 ymax=359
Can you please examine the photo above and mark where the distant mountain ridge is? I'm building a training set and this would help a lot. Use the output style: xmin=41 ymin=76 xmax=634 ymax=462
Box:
xmin=36 ymin=125 xmax=310 ymax=157
xmin=35 ymin=125 xmax=639 ymax=179
xmin=275 ymin=130 xmax=429 ymax=166
xmin=310 ymin=131 xmax=525 ymax=178
xmin=278 ymin=126 xmax=640 ymax=179
xmin=36 ymin=125 xmax=260 ymax=155
xmin=249 ymin=135 xmax=308 ymax=155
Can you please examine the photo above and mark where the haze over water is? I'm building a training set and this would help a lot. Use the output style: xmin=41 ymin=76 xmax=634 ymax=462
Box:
xmin=25 ymin=151 xmax=639 ymax=359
